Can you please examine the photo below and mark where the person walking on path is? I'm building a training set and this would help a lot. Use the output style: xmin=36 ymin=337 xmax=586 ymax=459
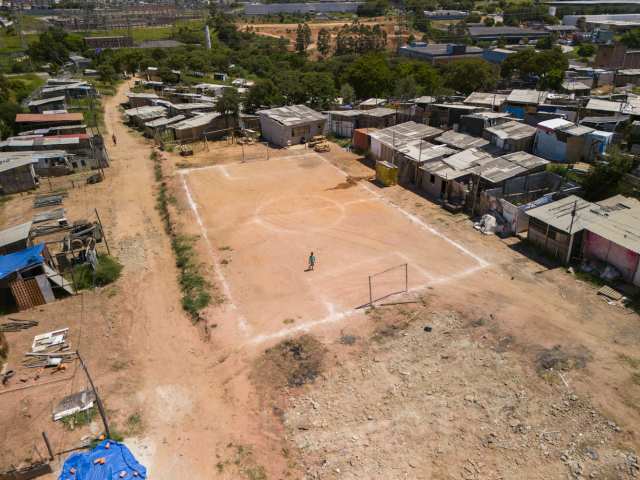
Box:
xmin=112 ymin=133 xmax=117 ymax=145
xmin=308 ymin=252 xmax=316 ymax=271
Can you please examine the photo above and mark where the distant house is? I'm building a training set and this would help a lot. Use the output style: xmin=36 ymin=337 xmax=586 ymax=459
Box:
xmin=368 ymin=122 xmax=443 ymax=162
xmin=69 ymin=55 xmax=91 ymax=71
xmin=144 ymin=115 xmax=186 ymax=138
xmin=427 ymin=103 xmax=485 ymax=129
xmin=459 ymin=111 xmax=512 ymax=136
xmin=533 ymin=118 xmax=611 ymax=163
xmin=124 ymin=106 xmax=167 ymax=128
xmin=40 ymin=82 xmax=94 ymax=99
xmin=326 ymin=108 xmax=396 ymax=138
xmin=258 ymin=105 xmax=326 ymax=147
xmin=398 ymin=42 xmax=484 ymax=65
xmin=482 ymin=48 xmax=517 ymax=64
xmin=0 ymin=150 xmax=74 ymax=176
xmin=126 ymin=92 xmax=160 ymax=108
xmin=168 ymin=102 xmax=217 ymax=117
xmin=560 ymin=79 xmax=591 ymax=97
xmin=467 ymin=26 xmax=550 ymax=43
xmin=503 ymin=90 xmax=548 ymax=119
xmin=484 ymin=121 xmax=537 ymax=153
xmin=434 ymin=130 xmax=490 ymax=150
xmin=464 ymin=92 xmax=507 ymax=111
xmin=84 ymin=36 xmax=134 ymax=49
xmin=0 ymin=154 xmax=39 ymax=194
xmin=580 ymin=115 xmax=629 ymax=132
xmin=15 ymin=113 xmax=84 ymax=131
xmin=170 ymin=112 xmax=230 ymax=142
xmin=28 ymin=96 xmax=66 ymax=114
xmin=358 ymin=98 xmax=387 ymax=110
xmin=614 ymin=69 xmax=640 ymax=87
xmin=584 ymin=98 xmax=640 ymax=118
xmin=424 ymin=9 xmax=468 ymax=20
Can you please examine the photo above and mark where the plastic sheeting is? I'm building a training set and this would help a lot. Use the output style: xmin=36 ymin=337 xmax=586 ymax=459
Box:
xmin=0 ymin=244 xmax=44 ymax=279
xmin=58 ymin=440 xmax=147 ymax=480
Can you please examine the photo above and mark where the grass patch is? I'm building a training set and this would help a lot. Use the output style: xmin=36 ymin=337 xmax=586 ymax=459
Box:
xmin=150 ymin=150 xmax=218 ymax=322
xmin=71 ymin=254 xmax=123 ymax=290
xmin=620 ymin=353 xmax=640 ymax=370
xmin=574 ymin=270 xmax=607 ymax=287
xmin=633 ymin=372 xmax=640 ymax=386
xmin=61 ymin=406 xmax=97 ymax=431
xmin=125 ymin=412 xmax=143 ymax=436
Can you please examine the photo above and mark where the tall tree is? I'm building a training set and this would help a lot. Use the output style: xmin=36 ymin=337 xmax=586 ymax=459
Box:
xmin=295 ymin=24 xmax=306 ymax=54
xmin=442 ymin=59 xmax=498 ymax=94
xmin=394 ymin=75 xmax=419 ymax=101
xmin=216 ymin=88 xmax=241 ymax=127
xmin=317 ymin=28 xmax=331 ymax=57
xmin=342 ymin=53 xmax=393 ymax=98
xmin=340 ymin=83 xmax=356 ymax=105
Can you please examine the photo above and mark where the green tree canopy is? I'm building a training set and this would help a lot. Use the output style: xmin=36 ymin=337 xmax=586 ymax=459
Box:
xmin=342 ymin=53 xmax=393 ymax=98
xmin=442 ymin=59 xmax=498 ymax=94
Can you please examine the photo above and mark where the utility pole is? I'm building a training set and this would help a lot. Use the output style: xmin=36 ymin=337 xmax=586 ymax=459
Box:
xmin=565 ymin=200 xmax=578 ymax=265
xmin=77 ymin=351 xmax=111 ymax=439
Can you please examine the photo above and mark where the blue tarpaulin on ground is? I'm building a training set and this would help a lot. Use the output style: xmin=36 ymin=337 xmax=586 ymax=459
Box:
xmin=58 ymin=440 xmax=147 ymax=480
xmin=0 ymin=244 xmax=44 ymax=280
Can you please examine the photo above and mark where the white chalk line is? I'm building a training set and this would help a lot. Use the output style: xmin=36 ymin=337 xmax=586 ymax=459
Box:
xmin=307 ymin=151 xmax=490 ymax=269
xmin=248 ymin=259 xmax=489 ymax=345
xmin=180 ymin=174 xmax=251 ymax=334
xmin=177 ymin=152 xmax=319 ymax=175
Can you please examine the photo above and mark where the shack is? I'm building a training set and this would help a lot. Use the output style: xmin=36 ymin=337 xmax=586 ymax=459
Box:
xmin=327 ymin=108 xmax=396 ymax=138
xmin=395 ymin=140 xmax=456 ymax=185
xmin=144 ymin=115 xmax=186 ymax=138
xmin=459 ymin=111 xmax=511 ymax=136
xmin=503 ymin=90 xmax=548 ymax=119
xmin=483 ymin=121 xmax=537 ymax=153
xmin=169 ymin=112 xmax=228 ymax=142
xmin=15 ymin=113 xmax=84 ymax=131
xmin=533 ymin=118 xmax=602 ymax=163
xmin=427 ymin=103 xmax=485 ymax=129
xmin=258 ymin=105 xmax=326 ymax=147
xmin=0 ymin=244 xmax=59 ymax=311
xmin=463 ymin=92 xmax=507 ymax=111
xmin=0 ymin=154 xmax=39 ymax=194
xmin=28 ymin=96 xmax=66 ymax=114
xmin=368 ymin=122 xmax=443 ymax=162
xmin=434 ymin=130 xmax=490 ymax=150
xmin=0 ymin=222 xmax=33 ymax=255
xmin=124 ymin=106 xmax=167 ymax=128
xmin=126 ymin=92 xmax=160 ymax=108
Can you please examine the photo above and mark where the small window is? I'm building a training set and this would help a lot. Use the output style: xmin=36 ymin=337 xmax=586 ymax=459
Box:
xmin=291 ymin=129 xmax=295 ymax=136
xmin=80 ymin=160 xmax=86 ymax=167
xmin=430 ymin=174 xmax=435 ymax=184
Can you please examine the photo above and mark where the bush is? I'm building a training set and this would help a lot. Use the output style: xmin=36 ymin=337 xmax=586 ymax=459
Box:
xmin=72 ymin=254 xmax=123 ymax=290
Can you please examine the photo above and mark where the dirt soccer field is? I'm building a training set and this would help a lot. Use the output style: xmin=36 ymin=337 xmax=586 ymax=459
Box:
xmin=180 ymin=152 xmax=487 ymax=344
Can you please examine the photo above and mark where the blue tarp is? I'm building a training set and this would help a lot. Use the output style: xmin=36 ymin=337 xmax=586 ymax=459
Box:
xmin=59 ymin=440 xmax=147 ymax=480
xmin=0 ymin=244 xmax=45 ymax=280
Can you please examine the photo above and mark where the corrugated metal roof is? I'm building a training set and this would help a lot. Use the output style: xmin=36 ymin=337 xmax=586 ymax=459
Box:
xmin=16 ymin=113 xmax=84 ymax=123
xmin=507 ymin=89 xmax=548 ymax=105
xmin=485 ymin=120 xmax=536 ymax=140
xmin=28 ymin=96 xmax=66 ymax=107
xmin=0 ymin=136 xmax=80 ymax=148
xmin=258 ymin=104 xmax=326 ymax=126
xmin=359 ymin=98 xmax=387 ymax=107
xmin=145 ymin=115 xmax=186 ymax=128
xmin=499 ymin=151 xmax=549 ymax=170
xmin=0 ymin=154 xmax=40 ymax=173
xmin=171 ymin=112 xmax=222 ymax=130
xmin=0 ymin=222 xmax=32 ymax=247
xmin=126 ymin=92 xmax=159 ymax=99
xmin=435 ymin=130 xmax=489 ymax=149
xmin=397 ymin=140 xmax=456 ymax=163
xmin=526 ymin=195 xmax=599 ymax=233
xmin=171 ymin=102 xmax=216 ymax=111
xmin=420 ymin=147 xmax=494 ymax=179
xmin=464 ymin=92 xmax=507 ymax=107
xmin=369 ymin=121 xmax=443 ymax=148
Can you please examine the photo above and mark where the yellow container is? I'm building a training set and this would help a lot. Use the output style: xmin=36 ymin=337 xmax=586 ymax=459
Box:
xmin=375 ymin=161 xmax=398 ymax=186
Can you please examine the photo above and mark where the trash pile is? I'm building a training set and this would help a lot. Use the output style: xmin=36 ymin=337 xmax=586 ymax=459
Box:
xmin=23 ymin=328 xmax=76 ymax=369
xmin=474 ymin=213 xmax=506 ymax=235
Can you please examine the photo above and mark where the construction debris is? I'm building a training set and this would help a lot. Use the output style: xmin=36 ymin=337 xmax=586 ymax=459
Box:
xmin=0 ymin=318 xmax=38 ymax=332
xmin=34 ymin=193 xmax=66 ymax=208
xmin=86 ymin=172 xmax=103 ymax=185
xmin=31 ymin=328 xmax=68 ymax=353
xmin=53 ymin=389 xmax=96 ymax=421
xmin=32 ymin=208 xmax=66 ymax=224
xmin=597 ymin=285 xmax=624 ymax=302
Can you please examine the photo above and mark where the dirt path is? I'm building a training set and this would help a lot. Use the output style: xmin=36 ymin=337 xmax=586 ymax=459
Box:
xmin=99 ymin=82 xmax=287 ymax=479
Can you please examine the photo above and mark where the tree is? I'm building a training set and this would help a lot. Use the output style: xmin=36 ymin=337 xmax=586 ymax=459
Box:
xmin=245 ymin=79 xmax=282 ymax=113
xmin=394 ymin=75 xmax=419 ymax=100
xmin=342 ymin=54 xmax=394 ymax=98
xmin=97 ymin=63 xmax=117 ymax=83
xmin=295 ymin=24 xmax=306 ymax=54
xmin=581 ymin=147 xmax=634 ymax=201
xmin=465 ymin=12 xmax=481 ymax=23
xmin=621 ymin=29 xmax=640 ymax=49
xmin=216 ymin=88 xmax=241 ymax=127
xmin=303 ymin=23 xmax=312 ymax=49
xmin=357 ymin=0 xmax=389 ymax=17
xmin=501 ymin=47 xmax=568 ymax=82
xmin=301 ymin=72 xmax=336 ymax=109
xmin=484 ymin=17 xmax=495 ymax=26
xmin=340 ymin=83 xmax=356 ymax=105
xmin=536 ymin=36 xmax=553 ymax=50
xmin=28 ymin=27 xmax=84 ymax=65
xmin=317 ymin=28 xmax=331 ymax=57
xmin=395 ymin=59 xmax=442 ymax=95
xmin=442 ymin=59 xmax=498 ymax=94
xmin=576 ymin=43 xmax=595 ymax=59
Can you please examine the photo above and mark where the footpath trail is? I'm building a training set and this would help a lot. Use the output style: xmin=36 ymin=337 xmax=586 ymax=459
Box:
xmin=100 ymin=81 xmax=282 ymax=479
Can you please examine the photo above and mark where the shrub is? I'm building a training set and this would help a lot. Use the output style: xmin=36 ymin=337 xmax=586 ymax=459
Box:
xmin=72 ymin=255 xmax=123 ymax=290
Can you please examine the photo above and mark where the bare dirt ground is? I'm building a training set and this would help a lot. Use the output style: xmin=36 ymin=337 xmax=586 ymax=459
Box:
xmin=2 ymin=79 xmax=640 ymax=480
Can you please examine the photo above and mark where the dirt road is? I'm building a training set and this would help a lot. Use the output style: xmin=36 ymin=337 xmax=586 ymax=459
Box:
xmin=98 ymin=82 xmax=290 ymax=479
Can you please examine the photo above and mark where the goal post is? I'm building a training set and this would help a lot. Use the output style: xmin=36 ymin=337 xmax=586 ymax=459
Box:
xmin=368 ymin=263 xmax=408 ymax=306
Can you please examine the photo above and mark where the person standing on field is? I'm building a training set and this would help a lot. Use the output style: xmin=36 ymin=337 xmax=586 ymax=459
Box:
xmin=308 ymin=252 xmax=316 ymax=271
